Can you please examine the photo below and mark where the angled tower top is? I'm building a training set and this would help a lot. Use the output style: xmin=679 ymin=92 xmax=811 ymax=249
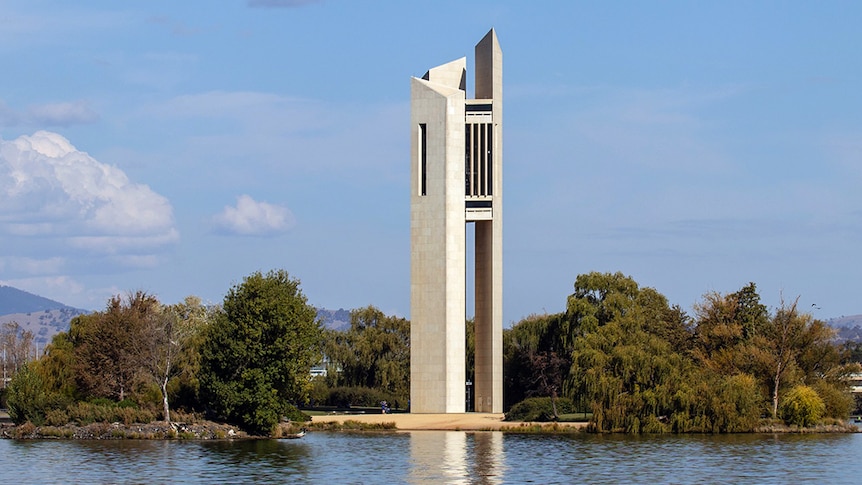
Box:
xmin=475 ymin=29 xmax=502 ymax=100
xmin=421 ymin=57 xmax=467 ymax=92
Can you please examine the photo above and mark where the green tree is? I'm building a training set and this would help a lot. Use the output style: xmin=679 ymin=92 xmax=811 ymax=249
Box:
xmin=200 ymin=270 xmax=322 ymax=434
xmin=36 ymin=332 xmax=79 ymax=401
xmin=840 ymin=341 xmax=862 ymax=364
xmin=324 ymin=306 xmax=410 ymax=404
xmin=503 ymin=313 xmax=568 ymax=411
xmin=6 ymin=362 xmax=49 ymax=425
xmin=563 ymin=272 xmax=695 ymax=432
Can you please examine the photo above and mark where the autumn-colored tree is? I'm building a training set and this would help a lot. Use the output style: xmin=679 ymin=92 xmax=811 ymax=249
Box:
xmin=69 ymin=292 xmax=160 ymax=402
xmin=691 ymin=283 xmax=769 ymax=376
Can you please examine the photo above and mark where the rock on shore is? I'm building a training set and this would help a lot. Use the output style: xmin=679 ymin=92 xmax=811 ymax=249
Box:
xmin=1 ymin=420 xmax=248 ymax=440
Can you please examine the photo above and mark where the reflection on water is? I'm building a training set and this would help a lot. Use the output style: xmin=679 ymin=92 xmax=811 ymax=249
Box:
xmin=473 ymin=432 xmax=504 ymax=483
xmin=409 ymin=431 xmax=505 ymax=484
xmin=1 ymin=431 xmax=860 ymax=484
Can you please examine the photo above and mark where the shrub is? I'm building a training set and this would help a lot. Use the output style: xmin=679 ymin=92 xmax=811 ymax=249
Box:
xmin=15 ymin=421 xmax=36 ymax=438
xmin=308 ymin=376 xmax=330 ymax=406
xmin=44 ymin=409 xmax=70 ymax=427
xmin=505 ymin=397 xmax=575 ymax=422
xmin=781 ymin=385 xmax=825 ymax=427
xmin=283 ymin=404 xmax=311 ymax=422
xmin=325 ymin=386 xmax=396 ymax=409
xmin=171 ymin=409 xmax=203 ymax=424
xmin=116 ymin=399 xmax=140 ymax=409
xmin=6 ymin=363 xmax=49 ymax=425
xmin=65 ymin=400 xmax=155 ymax=425
xmin=811 ymin=381 xmax=853 ymax=420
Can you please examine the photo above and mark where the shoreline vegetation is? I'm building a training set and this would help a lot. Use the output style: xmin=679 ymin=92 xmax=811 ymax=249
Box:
xmin=2 ymin=412 xmax=858 ymax=439
xmin=5 ymin=271 xmax=862 ymax=439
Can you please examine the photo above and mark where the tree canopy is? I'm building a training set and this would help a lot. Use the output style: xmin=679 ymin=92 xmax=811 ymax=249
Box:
xmin=323 ymin=305 xmax=410 ymax=404
xmin=505 ymin=272 xmax=857 ymax=432
xmin=199 ymin=269 xmax=322 ymax=434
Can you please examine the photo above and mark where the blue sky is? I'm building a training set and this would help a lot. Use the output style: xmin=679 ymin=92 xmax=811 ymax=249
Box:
xmin=1 ymin=0 xmax=860 ymax=324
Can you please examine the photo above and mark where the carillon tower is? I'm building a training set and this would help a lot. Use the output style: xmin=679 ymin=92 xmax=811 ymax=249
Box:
xmin=410 ymin=29 xmax=503 ymax=413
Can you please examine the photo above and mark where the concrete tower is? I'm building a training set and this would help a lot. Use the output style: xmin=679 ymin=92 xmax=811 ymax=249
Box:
xmin=410 ymin=29 xmax=503 ymax=413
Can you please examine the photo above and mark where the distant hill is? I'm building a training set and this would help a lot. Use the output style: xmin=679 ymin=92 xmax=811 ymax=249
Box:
xmin=0 ymin=284 xmax=354 ymax=347
xmin=316 ymin=307 xmax=351 ymax=332
xmin=827 ymin=314 xmax=862 ymax=328
xmin=0 ymin=285 xmax=76 ymax=314
xmin=0 ymin=285 xmax=89 ymax=347
xmin=0 ymin=308 xmax=88 ymax=347
xmin=827 ymin=314 xmax=862 ymax=343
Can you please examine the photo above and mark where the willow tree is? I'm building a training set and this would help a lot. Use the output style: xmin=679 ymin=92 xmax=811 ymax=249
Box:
xmin=324 ymin=306 xmax=410 ymax=403
xmin=563 ymin=272 xmax=696 ymax=432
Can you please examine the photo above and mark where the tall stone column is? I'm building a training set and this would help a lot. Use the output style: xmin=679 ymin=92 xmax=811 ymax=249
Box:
xmin=410 ymin=29 xmax=502 ymax=413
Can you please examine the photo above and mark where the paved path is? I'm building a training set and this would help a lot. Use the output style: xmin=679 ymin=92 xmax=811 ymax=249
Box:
xmin=311 ymin=413 xmax=587 ymax=431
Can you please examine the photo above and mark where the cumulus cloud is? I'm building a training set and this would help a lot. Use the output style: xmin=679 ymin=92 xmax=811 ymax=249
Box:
xmin=213 ymin=195 xmax=295 ymax=236
xmin=0 ymin=130 xmax=178 ymax=253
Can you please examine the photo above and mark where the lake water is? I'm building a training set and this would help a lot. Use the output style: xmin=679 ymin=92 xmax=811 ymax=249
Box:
xmin=2 ymin=431 xmax=860 ymax=484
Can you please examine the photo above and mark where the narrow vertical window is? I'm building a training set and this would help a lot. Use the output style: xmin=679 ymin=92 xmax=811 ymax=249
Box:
xmin=486 ymin=125 xmax=493 ymax=196
xmin=465 ymin=124 xmax=472 ymax=196
xmin=479 ymin=123 xmax=486 ymax=196
xmin=419 ymin=123 xmax=427 ymax=196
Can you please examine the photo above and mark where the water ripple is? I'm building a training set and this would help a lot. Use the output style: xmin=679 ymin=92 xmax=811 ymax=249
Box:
xmin=1 ymin=431 xmax=859 ymax=484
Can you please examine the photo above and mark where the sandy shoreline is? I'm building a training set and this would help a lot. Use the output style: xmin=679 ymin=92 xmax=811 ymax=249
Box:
xmin=310 ymin=412 xmax=587 ymax=431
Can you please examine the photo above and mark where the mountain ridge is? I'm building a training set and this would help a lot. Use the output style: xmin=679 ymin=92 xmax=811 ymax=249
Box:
xmin=0 ymin=285 xmax=79 ymax=314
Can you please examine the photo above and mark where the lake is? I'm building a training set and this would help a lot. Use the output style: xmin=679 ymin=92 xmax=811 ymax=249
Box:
xmin=2 ymin=431 xmax=860 ymax=483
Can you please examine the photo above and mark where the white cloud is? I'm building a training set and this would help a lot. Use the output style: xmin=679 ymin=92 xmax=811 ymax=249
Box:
xmin=0 ymin=99 xmax=99 ymax=128
xmin=0 ymin=256 xmax=65 ymax=275
xmin=213 ymin=194 xmax=295 ymax=236
xmin=0 ymin=130 xmax=178 ymax=253
xmin=27 ymin=100 xmax=99 ymax=126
